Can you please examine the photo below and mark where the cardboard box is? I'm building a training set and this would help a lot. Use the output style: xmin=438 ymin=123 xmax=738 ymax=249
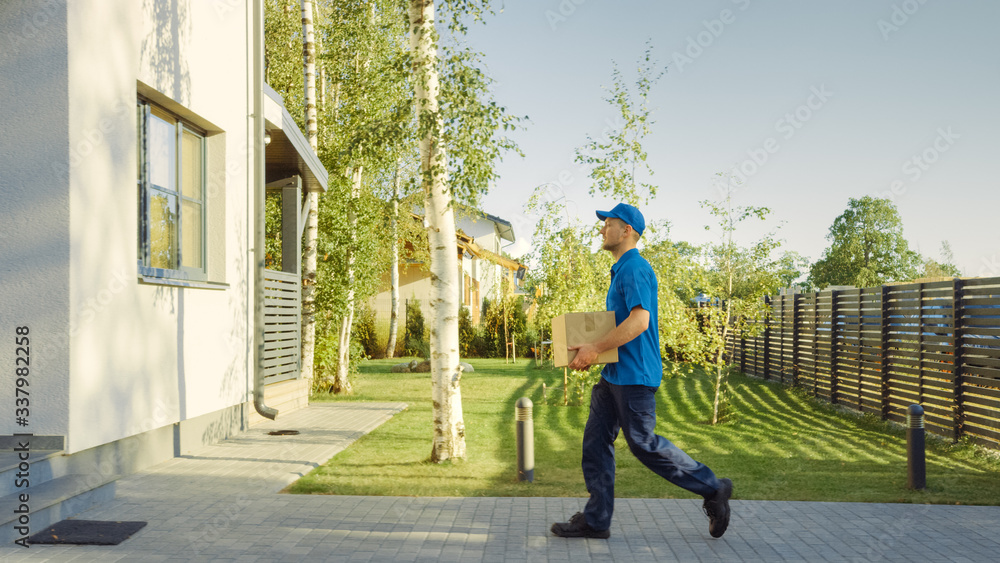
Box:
xmin=551 ymin=311 xmax=619 ymax=368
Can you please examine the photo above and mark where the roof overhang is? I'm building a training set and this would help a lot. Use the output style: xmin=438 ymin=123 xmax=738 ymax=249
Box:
xmin=484 ymin=212 xmax=515 ymax=243
xmin=264 ymin=83 xmax=327 ymax=193
xmin=455 ymin=204 xmax=515 ymax=242
xmin=458 ymin=232 xmax=526 ymax=272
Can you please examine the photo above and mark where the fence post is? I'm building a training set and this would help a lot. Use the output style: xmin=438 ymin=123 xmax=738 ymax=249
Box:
xmin=952 ymin=278 xmax=965 ymax=441
xmin=880 ymin=285 xmax=890 ymax=421
xmin=917 ymin=282 xmax=925 ymax=406
xmin=827 ymin=289 xmax=835 ymax=403
xmin=740 ymin=332 xmax=746 ymax=375
xmin=762 ymin=296 xmax=771 ymax=380
xmin=812 ymin=291 xmax=819 ymax=397
xmin=791 ymin=293 xmax=800 ymax=387
xmin=855 ymin=288 xmax=864 ymax=410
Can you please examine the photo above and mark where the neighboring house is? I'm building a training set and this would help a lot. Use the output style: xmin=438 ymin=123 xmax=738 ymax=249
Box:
xmin=0 ymin=0 xmax=324 ymax=542
xmin=456 ymin=207 xmax=527 ymax=322
xmin=374 ymin=209 xmax=526 ymax=333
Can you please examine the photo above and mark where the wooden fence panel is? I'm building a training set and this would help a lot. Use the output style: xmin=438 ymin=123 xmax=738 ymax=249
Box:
xmin=833 ymin=289 xmax=862 ymax=409
xmin=858 ymin=287 xmax=885 ymax=414
xmin=958 ymin=277 xmax=1000 ymax=447
xmin=814 ymin=290 xmax=834 ymax=402
xmin=796 ymin=293 xmax=819 ymax=396
xmin=722 ymin=276 xmax=1000 ymax=449
xmin=884 ymin=282 xmax=957 ymax=438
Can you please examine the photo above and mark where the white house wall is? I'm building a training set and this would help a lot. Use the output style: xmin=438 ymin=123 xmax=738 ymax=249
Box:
xmin=61 ymin=0 xmax=253 ymax=454
xmin=0 ymin=0 xmax=73 ymax=440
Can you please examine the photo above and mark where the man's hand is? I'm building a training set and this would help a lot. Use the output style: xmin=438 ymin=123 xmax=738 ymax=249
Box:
xmin=565 ymin=307 xmax=650 ymax=372
xmin=568 ymin=343 xmax=599 ymax=371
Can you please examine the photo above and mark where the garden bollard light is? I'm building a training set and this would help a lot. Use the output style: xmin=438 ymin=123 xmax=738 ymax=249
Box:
xmin=516 ymin=397 xmax=534 ymax=482
xmin=907 ymin=404 xmax=926 ymax=490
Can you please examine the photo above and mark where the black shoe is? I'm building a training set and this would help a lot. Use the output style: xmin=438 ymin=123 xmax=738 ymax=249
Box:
xmin=703 ymin=478 xmax=732 ymax=538
xmin=550 ymin=512 xmax=610 ymax=539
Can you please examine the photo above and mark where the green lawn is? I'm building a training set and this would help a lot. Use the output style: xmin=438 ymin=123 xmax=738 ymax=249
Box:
xmin=286 ymin=358 xmax=1000 ymax=505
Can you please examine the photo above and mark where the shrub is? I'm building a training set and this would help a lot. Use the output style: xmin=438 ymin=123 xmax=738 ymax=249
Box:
xmin=311 ymin=330 xmax=365 ymax=394
xmin=469 ymin=326 xmax=492 ymax=358
xmin=352 ymin=303 xmax=380 ymax=359
xmin=404 ymin=299 xmax=427 ymax=358
xmin=481 ymin=295 xmax=527 ymax=358
xmin=458 ymin=306 xmax=476 ymax=357
xmin=517 ymin=326 xmax=538 ymax=359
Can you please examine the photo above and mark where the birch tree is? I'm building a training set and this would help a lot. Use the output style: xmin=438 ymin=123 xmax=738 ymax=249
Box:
xmin=575 ymin=42 xmax=664 ymax=206
xmin=300 ymin=0 xmax=321 ymax=385
xmin=409 ymin=0 xmax=467 ymax=462
xmin=384 ymin=160 xmax=403 ymax=358
xmin=311 ymin=0 xmax=411 ymax=391
xmin=700 ymin=174 xmax=784 ymax=424
xmin=403 ymin=0 xmax=524 ymax=460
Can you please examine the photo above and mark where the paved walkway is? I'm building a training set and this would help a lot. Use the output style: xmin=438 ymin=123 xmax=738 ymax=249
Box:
xmin=2 ymin=402 xmax=999 ymax=562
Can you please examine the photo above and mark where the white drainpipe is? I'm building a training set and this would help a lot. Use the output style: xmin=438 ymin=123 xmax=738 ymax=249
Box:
xmin=252 ymin=0 xmax=276 ymax=420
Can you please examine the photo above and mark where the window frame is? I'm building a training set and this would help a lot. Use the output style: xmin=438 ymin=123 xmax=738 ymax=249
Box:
xmin=137 ymin=99 xmax=208 ymax=282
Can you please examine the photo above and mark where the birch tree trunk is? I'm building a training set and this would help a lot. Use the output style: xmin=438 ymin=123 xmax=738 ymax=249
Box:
xmin=712 ymin=194 xmax=735 ymax=425
xmin=300 ymin=0 xmax=320 ymax=386
xmin=333 ymin=165 xmax=361 ymax=394
xmin=409 ymin=0 xmax=466 ymax=462
xmin=385 ymin=159 xmax=402 ymax=358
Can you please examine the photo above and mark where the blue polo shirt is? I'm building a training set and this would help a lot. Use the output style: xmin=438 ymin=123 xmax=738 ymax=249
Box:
xmin=600 ymin=248 xmax=662 ymax=387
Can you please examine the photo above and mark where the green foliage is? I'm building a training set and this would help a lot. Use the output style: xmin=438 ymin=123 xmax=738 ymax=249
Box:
xmin=438 ymin=47 xmax=524 ymax=208
xmin=458 ymin=305 xmax=475 ymax=357
xmin=922 ymin=240 xmax=963 ymax=278
xmin=312 ymin=330 xmax=366 ymax=394
xmin=697 ymin=177 xmax=792 ymax=423
xmin=642 ymin=225 xmax=712 ymax=371
xmin=524 ymin=189 xmax=611 ymax=343
xmin=264 ymin=0 xmax=304 ymax=126
xmin=404 ymin=299 xmax=427 ymax=358
xmin=480 ymin=294 xmax=527 ymax=357
xmin=468 ymin=326 xmax=492 ymax=358
xmin=574 ymin=41 xmax=664 ymax=206
xmin=352 ymin=302 xmax=379 ymax=358
xmin=263 ymin=194 xmax=282 ymax=269
xmin=808 ymin=196 xmax=923 ymax=288
xmin=516 ymin=326 xmax=538 ymax=360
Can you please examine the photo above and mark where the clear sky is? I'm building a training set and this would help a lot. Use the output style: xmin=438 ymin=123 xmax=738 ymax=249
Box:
xmin=463 ymin=0 xmax=999 ymax=279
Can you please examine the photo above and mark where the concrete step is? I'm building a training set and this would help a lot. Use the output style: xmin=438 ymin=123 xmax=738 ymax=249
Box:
xmin=0 ymin=449 xmax=66 ymax=497
xmin=0 ymin=473 xmax=120 ymax=546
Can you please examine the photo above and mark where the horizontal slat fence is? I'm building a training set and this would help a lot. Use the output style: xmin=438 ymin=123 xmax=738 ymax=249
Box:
xmin=727 ymin=277 xmax=1000 ymax=449
xmin=263 ymin=269 xmax=301 ymax=383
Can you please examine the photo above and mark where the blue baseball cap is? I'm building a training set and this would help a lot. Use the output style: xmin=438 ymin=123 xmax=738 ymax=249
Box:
xmin=596 ymin=203 xmax=645 ymax=236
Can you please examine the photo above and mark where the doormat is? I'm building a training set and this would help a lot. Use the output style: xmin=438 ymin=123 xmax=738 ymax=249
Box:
xmin=27 ymin=520 xmax=147 ymax=545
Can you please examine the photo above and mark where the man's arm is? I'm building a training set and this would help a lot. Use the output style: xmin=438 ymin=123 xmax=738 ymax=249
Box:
xmin=567 ymin=306 xmax=649 ymax=371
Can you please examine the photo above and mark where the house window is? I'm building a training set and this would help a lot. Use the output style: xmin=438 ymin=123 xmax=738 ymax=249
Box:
xmin=137 ymin=100 xmax=207 ymax=279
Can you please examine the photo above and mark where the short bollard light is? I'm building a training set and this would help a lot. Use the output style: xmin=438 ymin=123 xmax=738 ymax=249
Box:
xmin=907 ymin=404 xmax=926 ymax=490
xmin=516 ymin=397 xmax=534 ymax=482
